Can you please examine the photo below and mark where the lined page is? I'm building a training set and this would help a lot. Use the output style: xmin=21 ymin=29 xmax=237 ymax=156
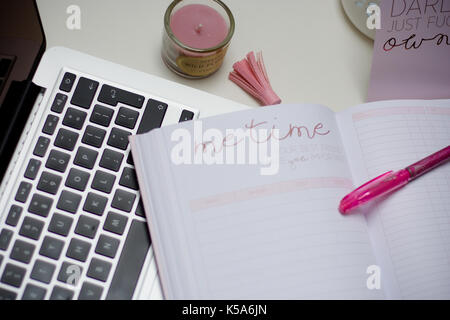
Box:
xmin=190 ymin=181 xmax=378 ymax=299
xmin=133 ymin=104 xmax=383 ymax=299
xmin=337 ymin=100 xmax=450 ymax=299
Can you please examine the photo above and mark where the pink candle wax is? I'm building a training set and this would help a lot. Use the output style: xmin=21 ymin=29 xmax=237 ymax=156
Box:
xmin=170 ymin=4 xmax=228 ymax=49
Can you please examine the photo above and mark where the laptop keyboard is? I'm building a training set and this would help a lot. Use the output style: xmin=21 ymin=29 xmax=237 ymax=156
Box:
xmin=0 ymin=70 xmax=195 ymax=300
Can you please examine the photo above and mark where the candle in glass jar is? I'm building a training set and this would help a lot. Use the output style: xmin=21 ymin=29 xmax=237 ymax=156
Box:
xmin=170 ymin=4 xmax=228 ymax=49
xmin=162 ymin=0 xmax=235 ymax=78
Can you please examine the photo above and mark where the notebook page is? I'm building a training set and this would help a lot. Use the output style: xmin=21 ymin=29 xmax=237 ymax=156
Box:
xmin=336 ymin=100 xmax=450 ymax=299
xmin=132 ymin=104 xmax=383 ymax=299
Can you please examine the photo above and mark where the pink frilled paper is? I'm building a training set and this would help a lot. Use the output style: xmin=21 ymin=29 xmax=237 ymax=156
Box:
xmin=367 ymin=0 xmax=450 ymax=102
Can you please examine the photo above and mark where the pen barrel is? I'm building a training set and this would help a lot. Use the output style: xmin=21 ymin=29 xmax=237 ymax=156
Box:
xmin=406 ymin=146 xmax=450 ymax=180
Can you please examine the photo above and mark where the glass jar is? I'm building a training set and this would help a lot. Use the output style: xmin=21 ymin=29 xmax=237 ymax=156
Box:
xmin=162 ymin=0 xmax=235 ymax=79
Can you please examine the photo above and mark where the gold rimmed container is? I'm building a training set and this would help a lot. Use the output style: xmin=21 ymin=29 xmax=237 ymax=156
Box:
xmin=162 ymin=0 xmax=235 ymax=79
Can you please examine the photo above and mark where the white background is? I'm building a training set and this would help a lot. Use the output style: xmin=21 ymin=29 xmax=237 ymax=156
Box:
xmin=36 ymin=0 xmax=374 ymax=112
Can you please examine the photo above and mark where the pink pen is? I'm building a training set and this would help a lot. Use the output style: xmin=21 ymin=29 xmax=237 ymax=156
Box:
xmin=339 ymin=145 xmax=450 ymax=215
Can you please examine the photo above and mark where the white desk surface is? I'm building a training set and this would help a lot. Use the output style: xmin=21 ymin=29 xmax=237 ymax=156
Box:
xmin=36 ymin=0 xmax=373 ymax=112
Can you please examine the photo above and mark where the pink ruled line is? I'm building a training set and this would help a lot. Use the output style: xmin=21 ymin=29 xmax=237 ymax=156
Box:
xmin=189 ymin=177 xmax=353 ymax=212
xmin=352 ymin=106 xmax=450 ymax=121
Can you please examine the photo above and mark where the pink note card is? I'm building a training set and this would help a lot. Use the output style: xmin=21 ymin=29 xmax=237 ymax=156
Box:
xmin=367 ymin=0 xmax=450 ymax=102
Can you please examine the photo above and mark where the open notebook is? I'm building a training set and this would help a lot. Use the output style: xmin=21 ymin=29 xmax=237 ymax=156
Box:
xmin=130 ymin=99 xmax=450 ymax=299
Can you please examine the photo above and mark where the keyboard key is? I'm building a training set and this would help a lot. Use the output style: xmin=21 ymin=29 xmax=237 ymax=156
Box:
xmin=6 ymin=205 xmax=22 ymax=226
xmin=115 ymin=106 xmax=139 ymax=129
xmin=135 ymin=199 xmax=145 ymax=217
xmin=59 ymin=72 xmax=76 ymax=92
xmin=30 ymin=259 xmax=56 ymax=284
xmin=106 ymin=220 xmax=151 ymax=299
xmin=0 ymin=229 xmax=13 ymax=250
xmin=74 ymin=146 xmax=98 ymax=169
xmin=104 ymin=212 xmax=128 ymax=235
xmin=40 ymin=236 xmax=64 ymax=260
xmin=97 ymin=84 xmax=119 ymax=106
xmin=71 ymin=77 xmax=99 ymax=109
xmin=37 ymin=171 xmax=62 ymax=195
xmin=119 ymin=90 xmax=145 ymax=109
xmin=33 ymin=136 xmax=50 ymax=157
xmin=24 ymin=158 xmax=42 ymax=180
xmin=28 ymin=194 xmax=53 ymax=217
xmin=91 ymin=170 xmax=116 ymax=194
xmin=19 ymin=216 xmax=44 ymax=240
xmin=137 ymin=99 xmax=167 ymax=134
xmin=79 ymin=282 xmax=103 ymax=300
xmin=65 ymin=168 xmax=90 ymax=191
xmin=95 ymin=234 xmax=119 ymax=258
xmin=46 ymin=149 xmax=71 ymax=173
xmin=87 ymin=258 xmax=111 ymax=282
xmin=10 ymin=239 xmax=35 ymax=264
xmin=48 ymin=213 xmax=73 ymax=237
xmin=57 ymin=190 xmax=82 ymax=214
xmin=179 ymin=109 xmax=195 ymax=122
xmin=54 ymin=128 xmax=79 ymax=151
xmin=22 ymin=284 xmax=46 ymax=300
xmin=111 ymin=189 xmax=136 ymax=213
xmin=98 ymin=84 xmax=144 ymax=108
xmin=63 ymin=107 xmax=87 ymax=130
xmin=119 ymin=167 xmax=139 ymax=190
xmin=107 ymin=127 xmax=131 ymax=150
xmin=82 ymin=125 xmax=106 ymax=148
xmin=66 ymin=238 xmax=91 ymax=262
xmin=1 ymin=263 xmax=26 ymax=288
xmin=83 ymin=192 xmax=108 ymax=216
xmin=0 ymin=287 xmax=17 ymax=300
xmin=15 ymin=181 xmax=32 ymax=203
xmin=50 ymin=286 xmax=74 ymax=300
xmin=57 ymin=261 xmax=82 ymax=286
xmin=75 ymin=215 xmax=99 ymax=239
xmin=42 ymin=114 xmax=59 ymax=135
xmin=99 ymin=148 xmax=123 ymax=172
xmin=90 ymin=104 xmax=114 ymax=127
xmin=0 ymin=254 xmax=2 ymax=266
xmin=51 ymin=93 xmax=68 ymax=113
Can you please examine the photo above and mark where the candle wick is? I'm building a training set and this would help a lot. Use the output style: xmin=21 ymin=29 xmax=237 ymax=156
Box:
xmin=195 ymin=23 xmax=203 ymax=34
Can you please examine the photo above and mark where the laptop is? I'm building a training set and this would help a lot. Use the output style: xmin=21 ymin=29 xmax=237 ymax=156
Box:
xmin=0 ymin=0 xmax=247 ymax=300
